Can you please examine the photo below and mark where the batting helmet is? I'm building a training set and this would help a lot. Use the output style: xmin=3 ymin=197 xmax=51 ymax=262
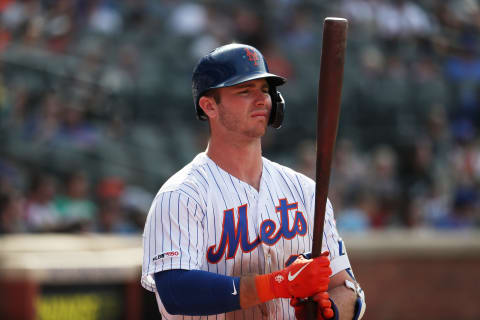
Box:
xmin=192 ymin=43 xmax=286 ymax=128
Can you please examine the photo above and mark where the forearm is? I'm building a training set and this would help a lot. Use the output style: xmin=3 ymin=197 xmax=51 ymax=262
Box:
xmin=240 ymin=275 xmax=262 ymax=309
xmin=328 ymin=270 xmax=366 ymax=320
xmin=329 ymin=285 xmax=357 ymax=320
xmin=155 ymin=270 xmax=272 ymax=316
xmin=155 ymin=270 xmax=242 ymax=315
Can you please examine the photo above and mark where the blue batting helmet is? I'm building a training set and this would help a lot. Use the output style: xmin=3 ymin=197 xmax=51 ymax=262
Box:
xmin=192 ymin=43 xmax=286 ymax=128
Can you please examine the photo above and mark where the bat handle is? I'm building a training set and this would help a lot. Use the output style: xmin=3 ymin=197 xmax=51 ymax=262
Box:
xmin=305 ymin=298 xmax=317 ymax=320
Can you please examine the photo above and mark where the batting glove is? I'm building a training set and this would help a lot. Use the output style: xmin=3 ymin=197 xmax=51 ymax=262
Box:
xmin=255 ymin=252 xmax=331 ymax=302
xmin=290 ymin=293 xmax=337 ymax=320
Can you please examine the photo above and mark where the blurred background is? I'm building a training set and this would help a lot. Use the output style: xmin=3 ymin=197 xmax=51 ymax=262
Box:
xmin=0 ymin=0 xmax=479 ymax=319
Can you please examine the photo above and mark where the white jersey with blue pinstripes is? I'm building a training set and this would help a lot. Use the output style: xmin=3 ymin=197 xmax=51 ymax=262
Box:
xmin=141 ymin=152 xmax=351 ymax=320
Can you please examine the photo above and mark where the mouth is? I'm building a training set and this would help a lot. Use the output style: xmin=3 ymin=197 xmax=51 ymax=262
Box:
xmin=251 ymin=110 xmax=269 ymax=118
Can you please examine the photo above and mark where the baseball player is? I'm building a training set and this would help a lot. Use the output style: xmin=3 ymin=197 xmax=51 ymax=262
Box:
xmin=141 ymin=43 xmax=366 ymax=320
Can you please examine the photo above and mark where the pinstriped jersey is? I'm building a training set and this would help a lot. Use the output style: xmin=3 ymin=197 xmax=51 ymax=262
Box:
xmin=141 ymin=152 xmax=351 ymax=320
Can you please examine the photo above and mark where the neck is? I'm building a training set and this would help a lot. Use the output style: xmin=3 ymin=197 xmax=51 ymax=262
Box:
xmin=206 ymin=133 xmax=263 ymax=190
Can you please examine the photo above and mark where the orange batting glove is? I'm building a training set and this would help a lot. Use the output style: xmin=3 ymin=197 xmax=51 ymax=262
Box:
xmin=255 ymin=252 xmax=332 ymax=302
xmin=290 ymin=292 xmax=336 ymax=320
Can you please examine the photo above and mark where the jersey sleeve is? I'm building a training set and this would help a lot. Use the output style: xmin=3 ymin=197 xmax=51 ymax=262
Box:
xmin=300 ymin=174 xmax=352 ymax=276
xmin=322 ymin=199 xmax=351 ymax=276
xmin=141 ymin=189 xmax=206 ymax=292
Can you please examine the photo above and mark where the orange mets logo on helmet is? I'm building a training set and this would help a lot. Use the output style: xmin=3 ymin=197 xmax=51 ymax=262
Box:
xmin=245 ymin=48 xmax=260 ymax=65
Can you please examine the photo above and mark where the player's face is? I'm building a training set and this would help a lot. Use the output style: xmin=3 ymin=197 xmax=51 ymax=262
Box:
xmin=215 ymin=79 xmax=272 ymax=138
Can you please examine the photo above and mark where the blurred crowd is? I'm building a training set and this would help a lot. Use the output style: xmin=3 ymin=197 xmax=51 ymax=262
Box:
xmin=0 ymin=0 xmax=479 ymax=234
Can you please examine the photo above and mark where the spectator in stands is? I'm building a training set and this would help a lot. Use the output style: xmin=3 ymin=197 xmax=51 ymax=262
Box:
xmin=336 ymin=189 xmax=372 ymax=233
xmin=283 ymin=5 xmax=316 ymax=52
xmin=435 ymin=187 xmax=478 ymax=229
xmin=400 ymin=133 xmax=452 ymax=228
xmin=24 ymin=172 xmax=61 ymax=232
xmin=23 ymin=92 xmax=62 ymax=144
xmin=55 ymin=170 xmax=96 ymax=232
xmin=366 ymin=145 xmax=401 ymax=227
xmin=330 ymin=138 xmax=369 ymax=210
xmin=341 ymin=0 xmax=375 ymax=27
xmin=294 ymin=139 xmax=316 ymax=180
xmin=444 ymin=30 xmax=480 ymax=133
xmin=450 ymin=138 xmax=480 ymax=188
xmin=95 ymin=198 xmax=136 ymax=234
xmin=121 ymin=185 xmax=153 ymax=231
xmin=375 ymin=0 xmax=434 ymax=38
xmin=0 ymin=191 xmax=25 ymax=234
xmin=57 ymin=99 xmax=99 ymax=149
xmin=87 ymin=0 xmax=122 ymax=36
xmin=94 ymin=177 xmax=137 ymax=233
xmin=0 ymin=157 xmax=23 ymax=194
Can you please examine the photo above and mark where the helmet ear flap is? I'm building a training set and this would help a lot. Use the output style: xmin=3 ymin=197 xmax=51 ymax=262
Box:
xmin=269 ymin=90 xmax=285 ymax=129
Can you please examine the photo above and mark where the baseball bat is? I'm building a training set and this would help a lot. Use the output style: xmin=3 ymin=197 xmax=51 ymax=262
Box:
xmin=305 ymin=17 xmax=348 ymax=319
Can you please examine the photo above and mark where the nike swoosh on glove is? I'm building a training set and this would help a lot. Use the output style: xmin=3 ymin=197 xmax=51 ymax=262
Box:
xmin=255 ymin=251 xmax=332 ymax=302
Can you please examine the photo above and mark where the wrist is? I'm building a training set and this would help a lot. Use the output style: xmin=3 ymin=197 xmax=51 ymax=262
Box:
xmin=255 ymin=274 xmax=276 ymax=302
xmin=255 ymin=270 xmax=291 ymax=302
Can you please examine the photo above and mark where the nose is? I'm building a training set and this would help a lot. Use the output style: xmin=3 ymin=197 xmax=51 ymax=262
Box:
xmin=254 ymin=89 xmax=270 ymax=108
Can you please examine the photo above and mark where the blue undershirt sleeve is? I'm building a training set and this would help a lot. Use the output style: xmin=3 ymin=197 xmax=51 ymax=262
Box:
xmin=154 ymin=269 xmax=242 ymax=316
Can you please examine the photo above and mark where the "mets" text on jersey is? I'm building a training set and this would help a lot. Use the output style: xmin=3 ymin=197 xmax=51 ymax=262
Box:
xmin=206 ymin=199 xmax=308 ymax=263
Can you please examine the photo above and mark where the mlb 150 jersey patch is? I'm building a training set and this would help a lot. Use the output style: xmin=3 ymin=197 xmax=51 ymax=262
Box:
xmin=152 ymin=251 xmax=180 ymax=262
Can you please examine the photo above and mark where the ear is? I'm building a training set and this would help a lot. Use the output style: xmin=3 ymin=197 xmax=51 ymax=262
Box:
xmin=198 ymin=96 xmax=218 ymax=120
